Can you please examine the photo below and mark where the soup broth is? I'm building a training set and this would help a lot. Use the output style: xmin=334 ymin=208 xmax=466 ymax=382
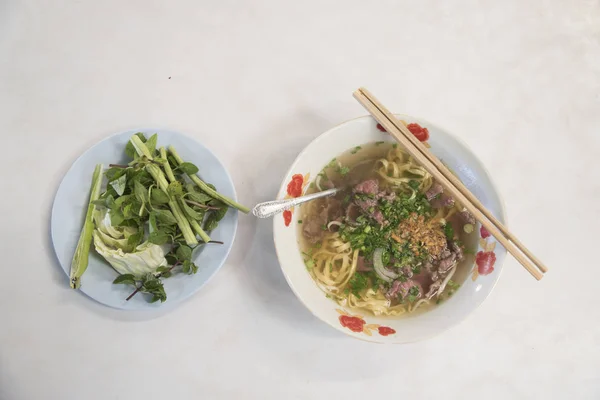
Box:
xmin=298 ymin=142 xmax=476 ymax=317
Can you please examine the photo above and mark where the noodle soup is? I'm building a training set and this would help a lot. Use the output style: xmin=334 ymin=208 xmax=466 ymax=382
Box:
xmin=298 ymin=141 xmax=477 ymax=317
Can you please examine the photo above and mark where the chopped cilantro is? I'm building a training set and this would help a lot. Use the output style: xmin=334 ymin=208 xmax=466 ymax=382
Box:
xmin=305 ymin=259 xmax=315 ymax=270
xmin=338 ymin=165 xmax=350 ymax=176
xmin=408 ymin=180 xmax=420 ymax=190
xmin=347 ymin=272 xmax=369 ymax=297
xmin=444 ymin=223 xmax=455 ymax=240
xmin=407 ymin=285 xmax=420 ymax=302
xmin=351 ymin=146 xmax=362 ymax=154
xmin=298 ymin=219 xmax=303 ymax=224
xmin=375 ymin=141 xmax=385 ymax=146
xmin=392 ymin=143 xmax=398 ymax=148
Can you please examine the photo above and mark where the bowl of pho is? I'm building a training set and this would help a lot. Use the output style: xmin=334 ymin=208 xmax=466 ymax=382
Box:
xmin=273 ymin=115 xmax=506 ymax=343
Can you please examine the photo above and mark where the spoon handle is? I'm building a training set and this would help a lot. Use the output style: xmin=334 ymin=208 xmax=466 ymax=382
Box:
xmin=252 ymin=188 xmax=340 ymax=218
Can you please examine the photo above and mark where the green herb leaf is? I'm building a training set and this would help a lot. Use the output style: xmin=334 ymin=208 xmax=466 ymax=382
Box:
xmin=148 ymin=230 xmax=170 ymax=245
xmin=179 ymin=198 xmax=204 ymax=220
xmin=181 ymin=260 xmax=199 ymax=275
xmin=125 ymin=132 xmax=147 ymax=159
xmin=122 ymin=203 xmax=133 ymax=219
xmin=149 ymin=211 xmax=158 ymax=232
xmin=145 ymin=133 xmax=158 ymax=155
xmin=444 ymin=223 xmax=455 ymax=240
xmin=178 ymin=162 xmax=199 ymax=175
xmin=186 ymin=190 xmax=213 ymax=204
xmin=113 ymin=274 xmax=137 ymax=285
xmin=204 ymin=206 xmax=228 ymax=231
xmin=110 ymin=209 xmax=125 ymax=226
xmin=153 ymin=209 xmax=178 ymax=225
xmin=139 ymin=273 xmax=167 ymax=303
xmin=347 ymin=272 xmax=369 ymax=297
xmin=134 ymin=180 xmax=147 ymax=203
xmin=338 ymin=165 xmax=350 ymax=176
xmin=113 ymin=194 xmax=131 ymax=207
xmin=110 ymin=174 xmax=127 ymax=196
xmin=167 ymin=181 xmax=184 ymax=198
xmin=151 ymin=188 xmax=170 ymax=204
xmin=176 ymin=245 xmax=193 ymax=262
xmin=106 ymin=167 xmax=127 ymax=182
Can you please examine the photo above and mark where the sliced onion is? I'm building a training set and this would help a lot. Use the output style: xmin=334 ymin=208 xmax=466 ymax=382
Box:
xmin=327 ymin=221 xmax=342 ymax=231
xmin=373 ymin=248 xmax=399 ymax=282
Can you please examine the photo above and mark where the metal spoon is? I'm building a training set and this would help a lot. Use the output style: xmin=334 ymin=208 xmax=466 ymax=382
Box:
xmin=252 ymin=188 xmax=341 ymax=218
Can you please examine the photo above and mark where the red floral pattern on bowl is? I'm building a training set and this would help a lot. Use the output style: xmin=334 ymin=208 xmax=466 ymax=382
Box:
xmin=337 ymin=309 xmax=396 ymax=337
xmin=282 ymin=173 xmax=310 ymax=227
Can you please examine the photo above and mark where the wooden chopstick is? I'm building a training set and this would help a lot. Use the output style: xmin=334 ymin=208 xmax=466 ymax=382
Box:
xmin=353 ymin=87 xmax=547 ymax=280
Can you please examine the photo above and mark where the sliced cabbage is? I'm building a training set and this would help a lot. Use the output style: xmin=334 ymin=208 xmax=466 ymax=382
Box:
xmin=92 ymin=208 xmax=167 ymax=277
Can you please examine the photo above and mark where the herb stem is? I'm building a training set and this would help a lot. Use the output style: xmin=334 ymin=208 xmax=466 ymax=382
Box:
xmin=126 ymin=262 xmax=181 ymax=301
xmin=160 ymin=146 xmax=210 ymax=243
xmin=168 ymin=146 xmax=250 ymax=214
xmin=70 ymin=164 xmax=103 ymax=289
xmin=184 ymin=199 xmax=220 ymax=210
xmin=130 ymin=136 xmax=198 ymax=246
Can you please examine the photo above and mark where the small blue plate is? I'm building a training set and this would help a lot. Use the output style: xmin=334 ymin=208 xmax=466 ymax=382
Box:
xmin=51 ymin=129 xmax=239 ymax=310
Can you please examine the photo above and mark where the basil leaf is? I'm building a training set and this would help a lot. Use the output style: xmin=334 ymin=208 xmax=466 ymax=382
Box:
xmin=106 ymin=167 xmax=126 ymax=182
xmin=178 ymin=162 xmax=199 ymax=175
xmin=110 ymin=209 xmax=125 ymax=226
xmin=187 ymin=191 xmax=212 ymax=204
xmin=179 ymin=198 xmax=204 ymax=220
xmin=134 ymin=180 xmax=147 ymax=203
xmin=113 ymin=274 xmax=136 ymax=285
xmin=148 ymin=231 xmax=170 ymax=245
xmin=153 ymin=209 xmax=178 ymax=225
xmin=151 ymin=188 xmax=170 ymax=204
xmin=176 ymin=245 xmax=193 ymax=262
xmin=204 ymin=206 xmax=228 ymax=231
xmin=110 ymin=174 xmax=127 ymax=196
xmin=127 ymin=230 xmax=144 ymax=249
xmin=123 ymin=203 xmax=133 ymax=219
xmin=149 ymin=211 xmax=158 ymax=232
xmin=145 ymin=133 xmax=158 ymax=155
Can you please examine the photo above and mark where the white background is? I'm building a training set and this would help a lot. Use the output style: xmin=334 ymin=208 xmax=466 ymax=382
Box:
xmin=1 ymin=1 xmax=599 ymax=399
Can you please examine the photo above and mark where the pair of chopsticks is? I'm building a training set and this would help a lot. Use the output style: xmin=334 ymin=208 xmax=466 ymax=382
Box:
xmin=353 ymin=87 xmax=547 ymax=280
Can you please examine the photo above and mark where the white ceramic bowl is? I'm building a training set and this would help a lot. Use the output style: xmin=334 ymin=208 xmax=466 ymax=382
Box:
xmin=273 ymin=115 xmax=506 ymax=343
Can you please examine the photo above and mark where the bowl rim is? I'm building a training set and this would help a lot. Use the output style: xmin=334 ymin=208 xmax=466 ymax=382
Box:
xmin=273 ymin=114 xmax=507 ymax=342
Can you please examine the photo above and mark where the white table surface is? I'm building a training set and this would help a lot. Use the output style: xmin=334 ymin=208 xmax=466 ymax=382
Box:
xmin=1 ymin=1 xmax=599 ymax=399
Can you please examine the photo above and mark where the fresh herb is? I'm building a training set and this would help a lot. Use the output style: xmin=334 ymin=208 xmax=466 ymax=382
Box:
xmin=338 ymin=165 xmax=350 ymax=176
xmin=298 ymin=219 xmax=303 ymax=224
xmin=351 ymin=146 xmax=362 ymax=154
xmin=347 ymin=273 xmax=370 ymax=297
xmin=408 ymin=180 xmax=420 ymax=190
xmin=375 ymin=141 xmax=385 ymax=146
xmin=407 ymin=285 xmax=420 ymax=302
xmin=69 ymin=134 xmax=244 ymax=303
xmin=444 ymin=223 xmax=455 ymax=240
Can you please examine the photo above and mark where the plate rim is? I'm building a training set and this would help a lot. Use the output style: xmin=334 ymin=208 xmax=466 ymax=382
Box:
xmin=50 ymin=128 xmax=239 ymax=310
